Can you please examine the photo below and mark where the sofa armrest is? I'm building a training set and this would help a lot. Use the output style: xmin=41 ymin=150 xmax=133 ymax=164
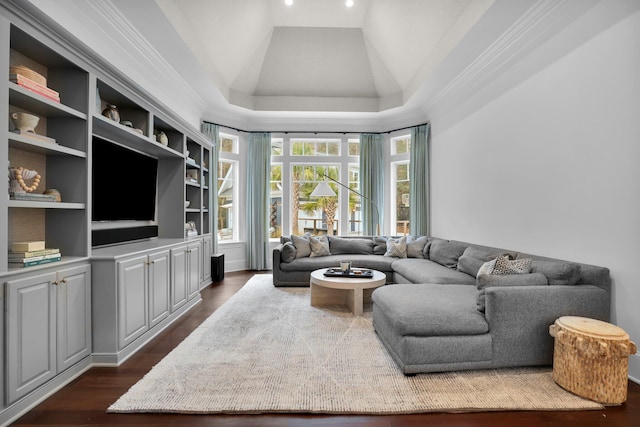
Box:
xmin=272 ymin=243 xmax=285 ymax=286
xmin=484 ymin=285 xmax=610 ymax=367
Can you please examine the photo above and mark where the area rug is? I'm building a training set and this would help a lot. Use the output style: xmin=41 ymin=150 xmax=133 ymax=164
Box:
xmin=108 ymin=274 xmax=602 ymax=414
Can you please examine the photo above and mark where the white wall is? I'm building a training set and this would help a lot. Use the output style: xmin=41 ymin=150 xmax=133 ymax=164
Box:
xmin=429 ymin=8 xmax=640 ymax=381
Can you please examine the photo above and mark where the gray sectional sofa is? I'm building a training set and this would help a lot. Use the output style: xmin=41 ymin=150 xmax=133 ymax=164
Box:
xmin=272 ymin=235 xmax=611 ymax=374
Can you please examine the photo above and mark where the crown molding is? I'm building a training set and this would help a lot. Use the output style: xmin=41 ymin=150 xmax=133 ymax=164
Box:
xmin=83 ymin=0 xmax=208 ymax=114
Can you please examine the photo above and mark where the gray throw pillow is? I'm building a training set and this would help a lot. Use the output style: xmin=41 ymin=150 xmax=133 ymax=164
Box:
xmin=457 ymin=247 xmax=512 ymax=277
xmin=291 ymin=233 xmax=311 ymax=258
xmin=280 ymin=236 xmax=292 ymax=244
xmin=329 ymin=236 xmax=374 ymax=255
xmin=309 ymin=235 xmax=331 ymax=257
xmin=406 ymin=235 xmax=428 ymax=259
xmin=429 ymin=239 xmax=467 ymax=269
xmin=280 ymin=242 xmax=296 ymax=263
xmin=476 ymin=272 xmax=549 ymax=312
xmin=384 ymin=236 xmax=407 ymax=258
xmin=373 ymin=236 xmax=388 ymax=255
xmin=530 ymin=260 xmax=581 ymax=285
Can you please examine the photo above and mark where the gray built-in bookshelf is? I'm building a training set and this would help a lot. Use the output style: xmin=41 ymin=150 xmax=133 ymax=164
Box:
xmin=0 ymin=2 xmax=213 ymax=423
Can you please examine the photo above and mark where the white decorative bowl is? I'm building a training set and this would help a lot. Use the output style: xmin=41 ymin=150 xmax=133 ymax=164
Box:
xmin=11 ymin=112 xmax=40 ymax=133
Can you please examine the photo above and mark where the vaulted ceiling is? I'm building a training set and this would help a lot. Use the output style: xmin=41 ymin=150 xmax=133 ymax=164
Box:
xmin=25 ymin=0 xmax=608 ymax=131
xmin=155 ymin=0 xmax=493 ymax=113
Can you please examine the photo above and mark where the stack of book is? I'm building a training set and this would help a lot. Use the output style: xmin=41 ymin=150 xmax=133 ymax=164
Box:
xmin=9 ymin=241 xmax=61 ymax=268
xmin=10 ymin=73 xmax=60 ymax=103
xmin=10 ymin=192 xmax=57 ymax=202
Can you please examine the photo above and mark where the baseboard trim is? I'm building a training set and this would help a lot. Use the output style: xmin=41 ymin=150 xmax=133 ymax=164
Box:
xmin=629 ymin=353 xmax=640 ymax=385
xmin=0 ymin=295 xmax=202 ymax=424
xmin=92 ymin=295 xmax=201 ymax=366
xmin=0 ymin=357 xmax=93 ymax=427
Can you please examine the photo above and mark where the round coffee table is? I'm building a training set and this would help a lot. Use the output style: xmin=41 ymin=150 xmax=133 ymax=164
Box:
xmin=310 ymin=268 xmax=386 ymax=316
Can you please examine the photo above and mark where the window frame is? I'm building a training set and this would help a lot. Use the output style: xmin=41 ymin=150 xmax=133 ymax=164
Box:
xmin=218 ymin=132 xmax=240 ymax=242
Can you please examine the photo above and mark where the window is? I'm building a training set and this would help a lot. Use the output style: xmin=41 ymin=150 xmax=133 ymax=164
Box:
xmin=219 ymin=134 xmax=237 ymax=153
xmin=270 ymin=135 xmax=359 ymax=238
xmin=291 ymin=139 xmax=340 ymax=156
xmin=392 ymin=135 xmax=410 ymax=155
xmin=347 ymin=165 xmax=363 ymax=235
xmin=218 ymin=133 xmax=239 ymax=241
xmin=270 ymin=164 xmax=282 ymax=239
xmin=390 ymin=134 xmax=411 ymax=235
xmin=348 ymin=139 xmax=360 ymax=156
xmin=291 ymin=165 xmax=339 ymax=236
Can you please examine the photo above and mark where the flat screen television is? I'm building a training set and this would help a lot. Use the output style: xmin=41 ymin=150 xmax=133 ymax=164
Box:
xmin=92 ymin=137 xmax=158 ymax=222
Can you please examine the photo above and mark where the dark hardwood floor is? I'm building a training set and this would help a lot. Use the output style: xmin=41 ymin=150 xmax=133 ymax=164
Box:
xmin=11 ymin=271 xmax=640 ymax=426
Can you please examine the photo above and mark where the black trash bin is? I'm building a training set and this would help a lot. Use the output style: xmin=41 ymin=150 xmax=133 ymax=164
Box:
xmin=211 ymin=253 xmax=224 ymax=282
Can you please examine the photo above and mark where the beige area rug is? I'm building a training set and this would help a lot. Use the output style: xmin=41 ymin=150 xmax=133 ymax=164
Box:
xmin=108 ymin=274 xmax=602 ymax=414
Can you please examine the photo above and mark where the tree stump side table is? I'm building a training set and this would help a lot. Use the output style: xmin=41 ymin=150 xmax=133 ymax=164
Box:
xmin=549 ymin=316 xmax=636 ymax=404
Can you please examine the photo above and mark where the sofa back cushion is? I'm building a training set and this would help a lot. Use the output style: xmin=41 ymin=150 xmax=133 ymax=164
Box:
xmin=529 ymin=260 xmax=581 ymax=285
xmin=429 ymin=239 xmax=468 ymax=269
xmin=406 ymin=235 xmax=429 ymax=259
xmin=457 ymin=246 xmax=513 ymax=277
xmin=373 ymin=237 xmax=388 ymax=255
xmin=328 ymin=236 xmax=374 ymax=255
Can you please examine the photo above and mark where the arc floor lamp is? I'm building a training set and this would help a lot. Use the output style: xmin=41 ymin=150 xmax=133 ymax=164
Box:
xmin=310 ymin=174 xmax=380 ymax=235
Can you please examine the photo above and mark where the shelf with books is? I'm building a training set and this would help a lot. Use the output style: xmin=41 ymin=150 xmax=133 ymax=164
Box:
xmin=10 ymin=25 xmax=89 ymax=114
xmin=9 ymin=83 xmax=87 ymax=119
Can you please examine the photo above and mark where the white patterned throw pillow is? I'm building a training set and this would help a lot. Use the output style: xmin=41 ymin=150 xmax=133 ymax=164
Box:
xmin=384 ymin=236 xmax=407 ymax=258
xmin=477 ymin=255 xmax=532 ymax=277
xmin=309 ymin=235 xmax=331 ymax=257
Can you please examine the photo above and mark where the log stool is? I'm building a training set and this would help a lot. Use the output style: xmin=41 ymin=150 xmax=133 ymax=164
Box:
xmin=549 ymin=316 xmax=636 ymax=404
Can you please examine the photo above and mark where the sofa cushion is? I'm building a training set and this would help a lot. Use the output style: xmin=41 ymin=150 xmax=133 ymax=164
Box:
xmin=406 ymin=235 xmax=428 ymax=259
xmin=309 ymin=235 xmax=330 ymax=257
xmin=530 ymin=260 xmax=581 ymax=285
xmin=392 ymin=259 xmax=476 ymax=285
xmin=291 ymin=233 xmax=311 ymax=258
xmin=279 ymin=254 xmax=396 ymax=272
xmin=429 ymin=239 xmax=468 ymax=269
xmin=476 ymin=273 xmax=548 ymax=312
xmin=372 ymin=284 xmax=489 ymax=336
xmin=457 ymin=247 xmax=511 ymax=277
xmin=373 ymin=236 xmax=388 ymax=255
xmin=384 ymin=236 xmax=407 ymax=258
xmin=280 ymin=242 xmax=296 ymax=263
xmin=328 ymin=236 xmax=374 ymax=255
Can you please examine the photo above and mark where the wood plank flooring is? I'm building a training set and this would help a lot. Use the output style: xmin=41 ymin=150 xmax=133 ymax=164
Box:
xmin=11 ymin=271 xmax=640 ymax=426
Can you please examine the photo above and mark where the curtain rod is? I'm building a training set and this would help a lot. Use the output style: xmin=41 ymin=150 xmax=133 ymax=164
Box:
xmin=203 ymin=120 xmax=429 ymax=135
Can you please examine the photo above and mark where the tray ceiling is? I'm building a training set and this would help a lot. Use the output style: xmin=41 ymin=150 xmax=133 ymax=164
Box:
xmin=155 ymin=0 xmax=493 ymax=112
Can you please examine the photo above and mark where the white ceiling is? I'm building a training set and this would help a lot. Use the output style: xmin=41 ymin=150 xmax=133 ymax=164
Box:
xmin=24 ymin=0 xmax=611 ymax=131
xmin=154 ymin=0 xmax=493 ymax=113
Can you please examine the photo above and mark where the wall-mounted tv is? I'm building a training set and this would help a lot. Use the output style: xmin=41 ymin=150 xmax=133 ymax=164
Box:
xmin=92 ymin=137 xmax=158 ymax=222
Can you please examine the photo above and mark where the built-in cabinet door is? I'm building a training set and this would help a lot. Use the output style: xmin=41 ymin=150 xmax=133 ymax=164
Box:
xmin=201 ymin=235 xmax=212 ymax=288
xmin=117 ymin=255 xmax=149 ymax=349
xmin=148 ymin=250 xmax=170 ymax=327
xmin=56 ymin=264 xmax=92 ymax=372
xmin=6 ymin=272 xmax=57 ymax=404
xmin=171 ymin=245 xmax=188 ymax=312
xmin=187 ymin=242 xmax=201 ymax=299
